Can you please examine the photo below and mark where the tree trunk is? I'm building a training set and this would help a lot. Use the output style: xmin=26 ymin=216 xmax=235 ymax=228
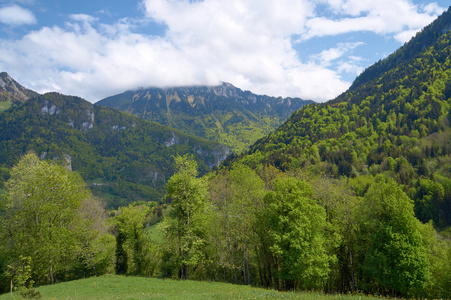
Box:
xmin=348 ymin=226 xmax=356 ymax=292
xmin=225 ymin=215 xmax=237 ymax=284
xmin=49 ymin=261 xmax=54 ymax=284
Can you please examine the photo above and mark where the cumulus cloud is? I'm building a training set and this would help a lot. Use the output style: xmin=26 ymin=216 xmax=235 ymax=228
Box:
xmin=0 ymin=4 xmax=36 ymax=26
xmin=0 ymin=0 xmax=446 ymax=102
xmin=303 ymin=0 xmax=440 ymax=41
xmin=312 ymin=42 xmax=364 ymax=66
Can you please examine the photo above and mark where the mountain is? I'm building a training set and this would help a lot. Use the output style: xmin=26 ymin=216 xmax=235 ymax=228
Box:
xmin=0 ymin=92 xmax=228 ymax=208
xmin=0 ymin=72 xmax=39 ymax=104
xmin=96 ymin=83 xmax=313 ymax=153
xmin=232 ymin=7 xmax=451 ymax=227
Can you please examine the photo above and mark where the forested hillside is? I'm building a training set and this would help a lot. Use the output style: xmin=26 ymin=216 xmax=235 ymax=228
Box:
xmin=1 ymin=7 xmax=451 ymax=300
xmin=96 ymin=83 xmax=313 ymax=153
xmin=0 ymin=92 xmax=227 ymax=207
xmin=233 ymin=7 xmax=451 ymax=228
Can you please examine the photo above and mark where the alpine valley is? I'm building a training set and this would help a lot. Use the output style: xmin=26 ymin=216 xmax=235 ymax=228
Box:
xmin=96 ymin=83 xmax=313 ymax=153
xmin=0 ymin=88 xmax=229 ymax=208
xmin=0 ymin=76 xmax=310 ymax=208
xmin=1 ymin=6 xmax=451 ymax=300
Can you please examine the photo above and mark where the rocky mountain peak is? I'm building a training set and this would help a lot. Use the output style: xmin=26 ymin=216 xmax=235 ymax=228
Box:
xmin=0 ymin=72 xmax=39 ymax=103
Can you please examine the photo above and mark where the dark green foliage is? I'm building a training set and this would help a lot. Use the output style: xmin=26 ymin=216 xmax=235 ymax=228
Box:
xmin=0 ymin=93 xmax=227 ymax=207
xmin=96 ymin=83 xmax=313 ymax=153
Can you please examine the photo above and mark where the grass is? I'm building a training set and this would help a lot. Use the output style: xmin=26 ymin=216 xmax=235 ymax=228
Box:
xmin=0 ymin=275 xmax=383 ymax=300
xmin=145 ymin=223 xmax=164 ymax=243
xmin=0 ymin=101 xmax=12 ymax=112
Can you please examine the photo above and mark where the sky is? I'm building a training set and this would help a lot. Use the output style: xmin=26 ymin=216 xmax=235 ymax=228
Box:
xmin=0 ymin=0 xmax=448 ymax=103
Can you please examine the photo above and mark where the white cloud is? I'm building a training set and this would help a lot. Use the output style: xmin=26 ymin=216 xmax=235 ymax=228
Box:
xmin=0 ymin=4 xmax=36 ymax=26
xmin=312 ymin=42 xmax=364 ymax=66
xmin=422 ymin=2 xmax=445 ymax=15
xmin=69 ymin=14 xmax=98 ymax=24
xmin=0 ymin=0 xmax=447 ymax=103
xmin=303 ymin=0 xmax=444 ymax=40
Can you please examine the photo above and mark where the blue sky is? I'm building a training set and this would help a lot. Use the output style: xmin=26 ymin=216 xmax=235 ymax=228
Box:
xmin=0 ymin=0 xmax=448 ymax=102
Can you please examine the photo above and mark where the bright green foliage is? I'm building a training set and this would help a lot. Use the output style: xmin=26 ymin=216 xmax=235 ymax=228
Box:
xmin=357 ymin=176 xmax=429 ymax=296
xmin=114 ymin=205 xmax=160 ymax=276
xmin=0 ymin=153 xmax=114 ymax=290
xmin=162 ymin=155 xmax=208 ymax=279
xmin=258 ymin=177 xmax=332 ymax=290
xmin=6 ymin=255 xmax=34 ymax=290
xmin=420 ymin=222 xmax=451 ymax=298
xmin=235 ymin=9 xmax=451 ymax=226
xmin=207 ymin=164 xmax=265 ymax=284
xmin=307 ymin=174 xmax=360 ymax=293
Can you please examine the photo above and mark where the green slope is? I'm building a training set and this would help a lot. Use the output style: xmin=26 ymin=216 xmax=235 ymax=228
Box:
xmin=233 ymin=6 xmax=451 ymax=227
xmin=0 ymin=101 xmax=11 ymax=112
xmin=0 ymin=275 xmax=380 ymax=300
xmin=96 ymin=83 xmax=313 ymax=153
xmin=0 ymin=92 xmax=227 ymax=208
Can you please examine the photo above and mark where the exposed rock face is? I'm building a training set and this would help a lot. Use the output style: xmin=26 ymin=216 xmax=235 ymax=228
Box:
xmin=0 ymin=72 xmax=39 ymax=103
xmin=41 ymin=100 xmax=60 ymax=115
xmin=96 ymin=82 xmax=314 ymax=153
xmin=36 ymin=92 xmax=96 ymax=132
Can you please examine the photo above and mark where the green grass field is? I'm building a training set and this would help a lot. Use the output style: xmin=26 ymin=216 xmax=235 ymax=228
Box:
xmin=0 ymin=275 xmax=383 ymax=300
xmin=0 ymin=101 xmax=12 ymax=112
xmin=145 ymin=223 xmax=164 ymax=243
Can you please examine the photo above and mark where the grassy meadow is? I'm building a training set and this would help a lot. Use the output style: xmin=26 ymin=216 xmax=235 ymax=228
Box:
xmin=145 ymin=224 xmax=164 ymax=243
xmin=0 ymin=275 xmax=383 ymax=300
xmin=0 ymin=101 xmax=11 ymax=112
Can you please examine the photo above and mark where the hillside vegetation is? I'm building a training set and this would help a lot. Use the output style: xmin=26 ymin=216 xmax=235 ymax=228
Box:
xmin=1 ymin=7 xmax=451 ymax=300
xmin=233 ymin=7 xmax=451 ymax=228
xmin=0 ymin=93 xmax=227 ymax=207
xmin=96 ymin=83 xmax=313 ymax=153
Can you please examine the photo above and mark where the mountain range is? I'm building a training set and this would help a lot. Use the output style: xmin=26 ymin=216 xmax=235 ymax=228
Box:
xmin=96 ymin=83 xmax=313 ymax=153
xmin=0 ymin=76 xmax=310 ymax=207
xmin=0 ymin=92 xmax=227 ymax=208
xmin=1 ymin=7 xmax=451 ymax=222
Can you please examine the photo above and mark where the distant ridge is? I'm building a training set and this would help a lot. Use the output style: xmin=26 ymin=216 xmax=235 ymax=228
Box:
xmin=96 ymin=82 xmax=313 ymax=153
xmin=0 ymin=90 xmax=227 ymax=207
xmin=0 ymin=72 xmax=39 ymax=103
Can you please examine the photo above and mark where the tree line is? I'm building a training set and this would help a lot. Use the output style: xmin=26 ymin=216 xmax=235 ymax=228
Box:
xmin=1 ymin=154 xmax=450 ymax=299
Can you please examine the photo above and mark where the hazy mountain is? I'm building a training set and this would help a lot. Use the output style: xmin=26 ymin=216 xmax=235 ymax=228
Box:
xmin=0 ymin=92 xmax=228 ymax=208
xmin=96 ymin=82 xmax=313 ymax=153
